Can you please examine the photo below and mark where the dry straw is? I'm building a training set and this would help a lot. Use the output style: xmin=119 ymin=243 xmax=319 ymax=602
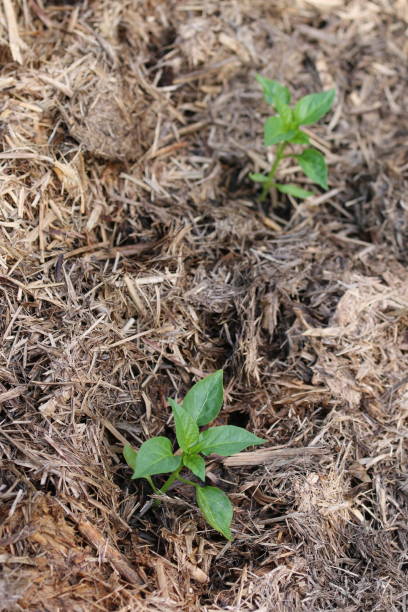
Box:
xmin=0 ymin=0 xmax=407 ymax=609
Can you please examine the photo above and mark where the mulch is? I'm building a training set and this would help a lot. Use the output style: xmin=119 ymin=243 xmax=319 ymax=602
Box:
xmin=0 ymin=1 xmax=407 ymax=609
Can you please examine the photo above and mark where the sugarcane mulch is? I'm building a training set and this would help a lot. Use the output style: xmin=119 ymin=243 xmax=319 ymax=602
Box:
xmin=1 ymin=1 xmax=407 ymax=610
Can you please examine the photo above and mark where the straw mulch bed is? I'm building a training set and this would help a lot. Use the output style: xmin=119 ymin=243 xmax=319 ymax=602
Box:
xmin=1 ymin=0 xmax=407 ymax=609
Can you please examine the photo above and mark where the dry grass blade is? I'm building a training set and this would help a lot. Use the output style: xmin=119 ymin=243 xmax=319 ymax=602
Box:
xmin=223 ymin=446 xmax=328 ymax=467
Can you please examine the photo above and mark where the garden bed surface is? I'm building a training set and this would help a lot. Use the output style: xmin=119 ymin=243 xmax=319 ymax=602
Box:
xmin=0 ymin=1 xmax=407 ymax=610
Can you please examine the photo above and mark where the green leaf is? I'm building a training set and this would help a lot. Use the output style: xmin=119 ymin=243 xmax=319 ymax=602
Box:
xmin=123 ymin=444 xmax=138 ymax=471
xmin=294 ymin=89 xmax=335 ymax=126
xmin=264 ymin=116 xmax=296 ymax=146
xmin=249 ymin=173 xmax=269 ymax=183
xmin=288 ymin=130 xmax=310 ymax=145
xmin=277 ymin=103 xmax=294 ymax=128
xmin=168 ymin=398 xmax=199 ymax=452
xmin=132 ymin=437 xmax=182 ymax=479
xmin=194 ymin=426 xmax=264 ymax=457
xmin=196 ymin=486 xmax=233 ymax=540
xmin=275 ymin=183 xmax=313 ymax=199
xmin=183 ymin=454 xmax=206 ymax=481
xmin=183 ymin=371 xmax=223 ymax=426
xmin=256 ymin=74 xmax=291 ymax=109
xmin=295 ymin=148 xmax=328 ymax=189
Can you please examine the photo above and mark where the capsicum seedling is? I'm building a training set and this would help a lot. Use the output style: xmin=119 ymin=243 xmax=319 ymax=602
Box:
xmin=251 ymin=75 xmax=335 ymax=201
xmin=124 ymin=371 xmax=264 ymax=540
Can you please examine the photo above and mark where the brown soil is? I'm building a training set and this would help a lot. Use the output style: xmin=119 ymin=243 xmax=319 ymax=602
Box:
xmin=0 ymin=1 xmax=407 ymax=610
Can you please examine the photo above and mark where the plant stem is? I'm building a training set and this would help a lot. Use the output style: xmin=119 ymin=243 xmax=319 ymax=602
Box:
xmin=260 ymin=141 xmax=287 ymax=202
xmin=178 ymin=475 xmax=199 ymax=488
xmin=146 ymin=467 xmax=199 ymax=508
xmin=159 ymin=466 xmax=183 ymax=495
xmin=146 ymin=476 xmax=161 ymax=494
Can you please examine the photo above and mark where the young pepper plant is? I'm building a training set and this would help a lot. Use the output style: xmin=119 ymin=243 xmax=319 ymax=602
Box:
xmin=251 ymin=75 xmax=336 ymax=201
xmin=123 ymin=371 xmax=264 ymax=541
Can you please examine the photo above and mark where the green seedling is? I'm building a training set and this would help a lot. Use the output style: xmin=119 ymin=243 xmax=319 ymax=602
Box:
xmin=251 ymin=75 xmax=335 ymax=201
xmin=123 ymin=371 xmax=264 ymax=541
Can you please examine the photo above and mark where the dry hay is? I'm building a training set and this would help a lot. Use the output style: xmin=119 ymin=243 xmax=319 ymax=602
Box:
xmin=0 ymin=0 xmax=407 ymax=610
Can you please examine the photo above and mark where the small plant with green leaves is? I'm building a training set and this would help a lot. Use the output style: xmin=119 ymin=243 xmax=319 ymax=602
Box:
xmin=123 ymin=371 xmax=264 ymax=541
xmin=250 ymin=75 xmax=336 ymax=201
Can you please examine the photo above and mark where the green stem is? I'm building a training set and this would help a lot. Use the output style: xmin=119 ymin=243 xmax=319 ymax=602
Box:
xmin=146 ymin=476 xmax=161 ymax=494
xmin=159 ymin=466 xmax=183 ymax=495
xmin=260 ymin=141 xmax=287 ymax=202
xmin=178 ymin=475 xmax=199 ymax=488
xmin=146 ymin=467 xmax=199 ymax=508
